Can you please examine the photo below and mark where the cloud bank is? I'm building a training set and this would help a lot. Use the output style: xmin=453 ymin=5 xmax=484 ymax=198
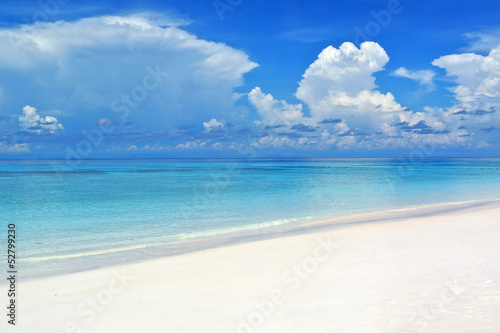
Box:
xmin=245 ymin=41 xmax=499 ymax=152
xmin=0 ymin=14 xmax=499 ymax=156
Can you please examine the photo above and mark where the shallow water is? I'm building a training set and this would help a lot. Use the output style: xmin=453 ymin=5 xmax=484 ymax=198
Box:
xmin=1 ymin=158 xmax=500 ymax=265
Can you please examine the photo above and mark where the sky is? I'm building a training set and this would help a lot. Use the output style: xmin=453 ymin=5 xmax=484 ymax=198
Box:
xmin=0 ymin=0 xmax=499 ymax=159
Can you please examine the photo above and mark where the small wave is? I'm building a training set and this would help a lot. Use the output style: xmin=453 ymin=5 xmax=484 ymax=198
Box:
xmin=21 ymin=244 xmax=147 ymax=262
xmin=174 ymin=217 xmax=301 ymax=240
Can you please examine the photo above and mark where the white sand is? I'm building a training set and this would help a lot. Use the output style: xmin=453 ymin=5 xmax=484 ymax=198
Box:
xmin=6 ymin=201 xmax=500 ymax=332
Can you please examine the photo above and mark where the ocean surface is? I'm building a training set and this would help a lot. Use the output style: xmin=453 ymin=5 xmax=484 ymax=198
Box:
xmin=1 ymin=158 xmax=500 ymax=273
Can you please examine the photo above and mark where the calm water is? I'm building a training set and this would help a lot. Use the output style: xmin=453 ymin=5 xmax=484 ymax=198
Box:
xmin=1 ymin=158 xmax=500 ymax=263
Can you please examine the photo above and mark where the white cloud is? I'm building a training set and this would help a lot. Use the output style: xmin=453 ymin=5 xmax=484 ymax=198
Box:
xmin=97 ymin=118 xmax=117 ymax=127
xmin=432 ymin=44 xmax=500 ymax=109
xmin=0 ymin=15 xmax=257 ymax=78
xmin=248 ymin=42 xmax=406 ymax=144
xmin=18 ymin=105 xmax=63 ymax=134
xmin=175 ymin=140 xmax=206 ymax=150
xmin=140 ymin=144 xmax=171 ymax=151
xmin=0 ymin=14 xmax=258 ymax=131
xmin=212 ymin=142 xmax=223 ymax=150
xmin=296 ymin=41 xmax=403 ymax=116
xmin=252 ymin=135 xmax=292 ymax=149
xmin=203 ymin=118 xmax=225 ymax=133
xmin=101 ymin=143 xmax=172 ymax=153
xmin=393 ymin=67 xmax=436 ymax=90
xmin=2 ymin=15 xmax=498 ymax=154
xmin=248 ymin=87 xmax=304 ymax=126
xmin=463 ymin=27 xmax=500 ymax=53
xmin=246 ymin=41 xmax=492 ymax=151
xmin=427 ymin=44 xmax=500 ymax=147
xmin=293 ymin=42 xmax=404 ymax=135
xmin=0 ymin=142 xmax=30 ymax=153
xmin=477 ymin=140 xmax=493 ymax=149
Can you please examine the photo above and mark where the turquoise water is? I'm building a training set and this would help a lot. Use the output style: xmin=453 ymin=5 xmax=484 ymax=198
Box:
xmin=1 ymin=158 xmax=500 ymax=263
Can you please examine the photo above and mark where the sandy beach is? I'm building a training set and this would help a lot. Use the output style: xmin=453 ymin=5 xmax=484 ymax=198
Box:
xmin=8 ymin=200 xmax=500 ymax=332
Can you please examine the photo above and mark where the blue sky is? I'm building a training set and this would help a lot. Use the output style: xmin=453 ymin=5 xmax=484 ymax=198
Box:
xmin=0 ymin=0 xmax=499 ymax=158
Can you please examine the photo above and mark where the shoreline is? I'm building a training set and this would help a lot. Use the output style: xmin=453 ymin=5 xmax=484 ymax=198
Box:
xmin=14 ymin=198 xmax=500 ymax=282
xmin=11 ymin=197 xmax=500 ymax=332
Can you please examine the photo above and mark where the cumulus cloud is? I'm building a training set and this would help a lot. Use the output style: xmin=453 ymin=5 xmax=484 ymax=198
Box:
xmin=0 ymin=15 xmax=257 ymax=78
xmin=0 ymin=14 xmax=258 ymax=132
xmin=248 ymin=42 xmax=409 ymax=148
xmin=246 ymin=41 xmax=492 ymax=151
xmin=203 ymin=118 xmax=226 ymax=133
xmin=2 ymin=15 xmax=499 ymax=155
xmin=427 ymin=45 xmax=500 ymax=147
xmin=393 ymin=67 xmax=436 ymax=91
xmin=432 ymin=45 xmax=500 ymax=109
xmin=175 ymin=140 xmax=206 ymax=150
xmin=94 ymin=40 xmax=499 ymax=153
xmin=251 ymin=135 xmax=293 ymax=149
xmin=248 ymin=87 xmax=304 ymax=125
xmin=295 ymin=42 xmax=404 ymax=120
xmin=290 ymin=42 xmax=405 ymax=137
xmin=247 ymin=42 xmax=413 ymax=151
xmin=18 ymin=105 xmax=63 ymax=134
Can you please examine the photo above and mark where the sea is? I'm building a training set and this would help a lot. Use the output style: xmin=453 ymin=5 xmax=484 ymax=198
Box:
xmin=1 ymin=158 xmax=500 ymax=277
